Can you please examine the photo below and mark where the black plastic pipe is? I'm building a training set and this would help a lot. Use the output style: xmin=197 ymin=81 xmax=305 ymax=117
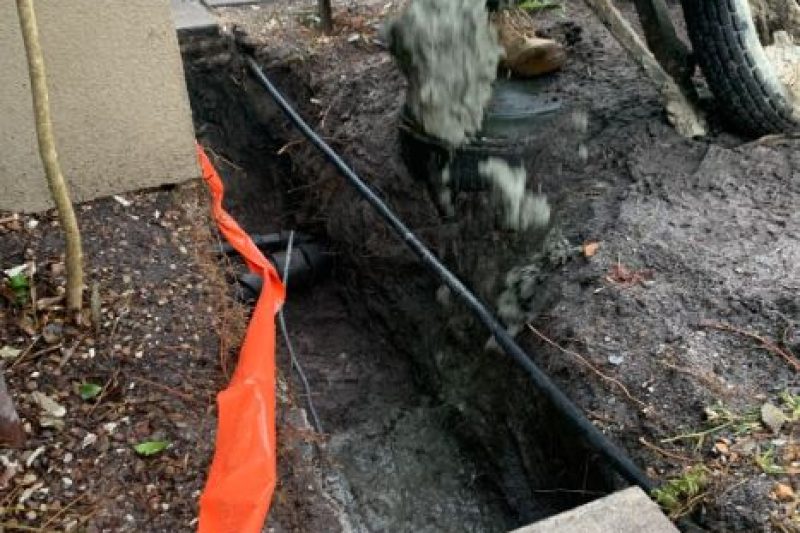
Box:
xmin=246 ymin=56 xmax=655 ymax=493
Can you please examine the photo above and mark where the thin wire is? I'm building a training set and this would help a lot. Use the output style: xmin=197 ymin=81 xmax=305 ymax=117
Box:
xmin=278 ymin=230 xmax=324 ymax=434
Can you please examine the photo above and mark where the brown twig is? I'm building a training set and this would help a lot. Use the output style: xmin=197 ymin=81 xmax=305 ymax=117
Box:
xmin=0 ymin=523 xmax=58 ymax=533
xmin=656 ymin=359 xmax=732 ymax=398
xmin=699 ymin=320 xmax=800 ymax=372
xmin=527 ymin=325 xmax=648 ymax=410
xmin=7 ymin=336 xmax=39 ymax=370
xmin=639 ymin=436 xmax=696 ymax=463
xmin=130 ymin=376 xmax=194 ymax=402
xmin=57 ymin=335 xmax=86 ymax=371
xmin=39 ymin=493 xmax=86 ymax=530
xmin=204 ymin=146 xmax=243 ymax=172
xmin=10 ymin=342 xmax=60 ymax=370
xmin=87 ymin=368 xmax=121 ymax=418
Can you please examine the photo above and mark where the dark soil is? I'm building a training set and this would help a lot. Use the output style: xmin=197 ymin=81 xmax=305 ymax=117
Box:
xmin=193 ymin=0 xmax=800 ymax=531
xmin=0 ymin=185 xmax=235 ymax=531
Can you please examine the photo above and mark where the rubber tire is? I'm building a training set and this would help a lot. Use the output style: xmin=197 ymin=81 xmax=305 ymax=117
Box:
xmin=681 ymin=0 xmax=799 ymax=136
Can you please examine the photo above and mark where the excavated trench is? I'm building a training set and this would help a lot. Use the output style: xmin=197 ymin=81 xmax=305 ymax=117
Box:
xmin=181 ymin=31 xmax=618 ymax=532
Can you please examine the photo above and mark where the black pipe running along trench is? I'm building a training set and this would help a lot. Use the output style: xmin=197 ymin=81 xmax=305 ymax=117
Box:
xmin=244 ymin=56 xmax=655 ymax=495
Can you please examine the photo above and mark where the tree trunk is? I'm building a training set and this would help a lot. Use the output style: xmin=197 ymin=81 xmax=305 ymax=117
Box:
xmin=319 ymin=0 xmax=333 ymax=35
xmin=16 ymin=0 xmax=84 ymax=313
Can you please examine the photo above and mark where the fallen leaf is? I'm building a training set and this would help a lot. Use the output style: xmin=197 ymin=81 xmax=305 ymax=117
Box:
xmin=605 ymin=263 xmax=654 ymax=287
xmin=0 ymin=346 xmax=21 ymax=360
xmin=583 ymin=241 xmax=600 ymax=258
xmin=713 ymin=440 xmax=730 ymax=456
xmin=134 ymin=440 xmax=169 ymax=457
xmin=31 ymin=392 xmax=66 ymax=418
xmin=78 ymin=383 xmax=102 ymax=401
xmin=774 ymin=482 xmax=795 ymax=502
xmin=762 ymin=402 xmax=788 ymax=434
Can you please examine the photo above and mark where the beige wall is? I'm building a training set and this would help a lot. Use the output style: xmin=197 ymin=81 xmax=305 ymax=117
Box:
xmin=0 ymin=0 xmax=198 ymax=213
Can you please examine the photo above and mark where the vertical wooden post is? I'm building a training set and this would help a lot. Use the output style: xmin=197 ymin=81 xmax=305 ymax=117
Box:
xmin=15 ymin=0 xmax=85 ymax=313
xmin=319 ymin=0 xmax=333 ymax=34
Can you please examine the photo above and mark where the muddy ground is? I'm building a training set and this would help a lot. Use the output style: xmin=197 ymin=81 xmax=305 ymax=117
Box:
xmin=0 ymin=185 xmax=236 ymax=531
xmin=184 ymin=1 xmax=800 ymax=531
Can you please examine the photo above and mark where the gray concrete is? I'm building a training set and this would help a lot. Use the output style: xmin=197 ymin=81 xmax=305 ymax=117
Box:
xmin=510 ymin=487 xmax=679 ymax=533
xmin=0 ymin=1 xmax=198 ymax=213
xmin=204 ymin=0 xmax=273 ymax=7
xmin=171 ymin=0 xmax=217 ymax=32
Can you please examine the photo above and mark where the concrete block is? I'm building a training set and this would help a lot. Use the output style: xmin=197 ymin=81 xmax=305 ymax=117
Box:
xmin=204 ymin=0 xmax=273 ymax=7
xmin=171 ymin=0 xmax=217 ymax=32
xmin=0 ymin=1 xmax=198 ymax=213
xmin=510 ymin=487 xmax=679 ymax=533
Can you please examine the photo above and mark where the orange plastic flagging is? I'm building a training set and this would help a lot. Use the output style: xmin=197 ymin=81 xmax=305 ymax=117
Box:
xmin=196 ymin=144 xmax=286 ymax=533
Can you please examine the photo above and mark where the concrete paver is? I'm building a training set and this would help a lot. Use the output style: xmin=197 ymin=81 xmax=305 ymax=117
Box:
xmin=204 ymin=0 xmax=273 ymax=7
xmin=510 ymin=487 xmax=679 ymax=533
xmin=171 ymin=0 xmax=217 ymax=31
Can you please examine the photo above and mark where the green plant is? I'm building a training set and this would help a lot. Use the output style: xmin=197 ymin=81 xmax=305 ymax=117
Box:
xmin=78 ymin=383 xmax=102 ymax=401
xmin=6 ymin=272 xmax=30 ymax=305
xmin=134 ymin=440 xmax=169 ymax=457
xmin=756 ymin=447 xmax=786 ymax=475
xmin=780 ymin=391 xmax=800 ymax=421
xmin=518 ymin=0 xmax=559 ymax=10
xmin=652 ymin=466 xmax=708 ymax=517
xmin=662 ymin=402 xmax=760 ymax=449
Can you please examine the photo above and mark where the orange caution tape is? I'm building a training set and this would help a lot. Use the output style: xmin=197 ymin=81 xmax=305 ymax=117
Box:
xmin=196 ymin=144 xmax=285 ymax=533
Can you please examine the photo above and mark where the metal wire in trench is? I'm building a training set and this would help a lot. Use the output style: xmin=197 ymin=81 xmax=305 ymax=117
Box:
xmin=279 ymin=230 xmax=324 ymax=434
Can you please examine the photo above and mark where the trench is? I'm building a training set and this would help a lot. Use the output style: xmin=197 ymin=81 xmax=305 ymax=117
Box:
xmin=181 ymin=31 xmax=619 ymax=532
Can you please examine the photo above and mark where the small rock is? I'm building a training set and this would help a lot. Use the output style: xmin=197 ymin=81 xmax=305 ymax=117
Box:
xmin=774 ymin=482 xmax=795 ymax=502
xmin=347 ymin=33 xmax=361 ymax=43
xmin=608 ymin=354 xmax=624 ymax=366
xmin=761 ymin=402 xmax=788 ymax=434
xmin=81 ymin=433 xmax=97 ymax=448
xmin=31 ymin=392 xmax=66 ymax=418
xmin=113 ymin=195 xmax=132 ymax=207
xmin=42 ymin=322 xmax=64 ymax=344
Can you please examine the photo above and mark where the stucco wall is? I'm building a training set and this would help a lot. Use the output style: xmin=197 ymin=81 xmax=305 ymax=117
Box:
xmin=0 ymin=0 xmax=198 ymax=213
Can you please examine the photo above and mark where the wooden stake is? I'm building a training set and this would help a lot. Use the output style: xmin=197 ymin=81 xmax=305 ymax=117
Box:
xmin=15 ymin=0 xmax=84 ymax=313
xmin=319 ymin=0 xmax=333 ymax=35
